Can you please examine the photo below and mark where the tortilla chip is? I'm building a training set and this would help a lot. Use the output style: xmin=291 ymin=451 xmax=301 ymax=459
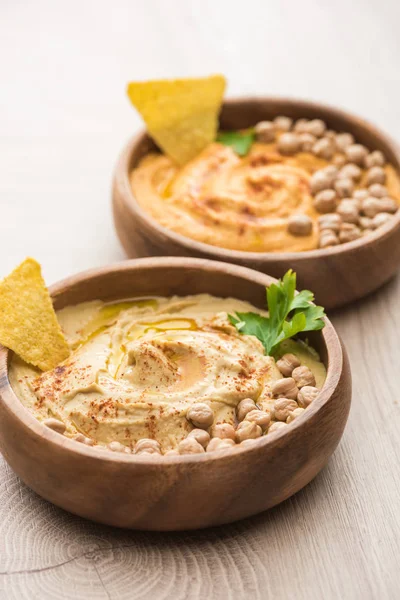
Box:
xmin=0 ymin=258 xmax=70 ymax=371
xmin=126 ymin=74 xmax=226 ymax=165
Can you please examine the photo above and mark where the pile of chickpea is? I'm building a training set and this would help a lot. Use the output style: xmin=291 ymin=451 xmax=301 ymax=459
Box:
xmin=158 ymin=353 xmax=320 ymax=456
xmin=254 ymin=116 xmax=398 ymax=248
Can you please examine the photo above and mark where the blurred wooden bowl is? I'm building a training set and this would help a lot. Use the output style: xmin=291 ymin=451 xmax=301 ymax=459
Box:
xmin=113 ymin=97 xmax=400 ymax=309
xmin=0 ymin=257 xmax=351 ymax=530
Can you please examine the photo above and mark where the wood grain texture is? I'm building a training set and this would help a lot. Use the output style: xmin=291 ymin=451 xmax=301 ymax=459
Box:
xmin=113 ymin=99 xmax=400 ymax=310
xmin=1 ymin=0 xmax=400 ymax=598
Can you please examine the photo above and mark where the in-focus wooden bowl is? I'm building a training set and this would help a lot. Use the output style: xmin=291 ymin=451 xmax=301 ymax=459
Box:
xmin=113 ymin=97 xmax=400 ymax=310
xmin=0 ymin=258 xmax=351 ymax=531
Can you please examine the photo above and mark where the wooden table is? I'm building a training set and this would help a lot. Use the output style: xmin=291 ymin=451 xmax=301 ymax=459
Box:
xmin=1 ymin=1 xmax=399 ymax=598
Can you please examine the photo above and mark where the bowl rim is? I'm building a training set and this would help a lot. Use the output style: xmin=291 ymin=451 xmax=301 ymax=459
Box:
xmin=114 ymin=95 xmax=400 ymax=263
xmin=0 ymin=256 xmax=345 ymax=465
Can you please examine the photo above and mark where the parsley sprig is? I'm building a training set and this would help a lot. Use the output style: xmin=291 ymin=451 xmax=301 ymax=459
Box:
xmin=228 ymin=270 xmax=326 ymax=356
xmin=216 ymin=129 xmax=255 ymax=156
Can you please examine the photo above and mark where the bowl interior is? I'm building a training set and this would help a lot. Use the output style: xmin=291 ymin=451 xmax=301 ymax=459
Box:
xmin=5 ymin=259 xmax=332 ymax=387
xmin=0 ymin=260 xmax=351 ymax=531
xmin=0 ymin=258 xmax=341 ymax=477
xmin=50 ymin=258 xmax=329 ymax=372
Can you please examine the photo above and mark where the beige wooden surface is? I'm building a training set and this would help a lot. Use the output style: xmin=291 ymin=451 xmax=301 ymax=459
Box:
xmin=1 ymin=1 xmax=400 ymax=598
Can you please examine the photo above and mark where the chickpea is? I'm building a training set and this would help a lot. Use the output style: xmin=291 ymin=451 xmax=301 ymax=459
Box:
xmin=135 ymin=449 xmax=158 ymax=456
xmin=268 ymin=421 xmax=288 ymax=433
xmin=372 ymin=212 xmax=392 ymax=229
xmin=74 ymin=434 xmax=95 ymax=446
xmin=134 ymin=439 xmax=161 ymax=454
xmin=353 ymin=189 xmax=369 ymax=202
xmin=287 ymin=214 xmax=313 ymax=236
xmin=333 ymin=154 xmax=347 ymax=168
xmin=207 ymin=438 xmax=235 ymax=452
xmin=274 ymin=398 xmax=298 ymax=421
xmin=206 ymin=438 xmax=223 ymax=452
xmin=293 ymin=118 xmax=309 ymax=133
xmin=254 ymin=121 xmax=276 ymax=143
xmin=319 ymin=231 xmax=339 ymax=248
xmin=313 ymin=189 xmax=337 ymax=213
xmin=276 ymin=353 xmax=301 ymax=377
xmin=187 ymin=403 xmax=214 ymax=429
xmin=245 ymin=409 xmax=271 ymax=431
xmin=273 ymin=115 xmax=293 ymax=131
xmin=135 ymin=439 xmax=158 ymax=452
xmin=339 ymin=163 xmax=362 ymax=181
xmin=187 ymin=428 xmax=211 ymax=448
xmin=299 ymin=133 xmax=317 ymax=152
xmin=350 ymin=196 xmax=362 ymax=210
xmin=379 ymin=198 xmax=397 ymax=213
xmin=178 ymin=438 xmax=205 ymax=455
xmin=278 ymin=132 xmax=301 ymax=155
xmin=211 ymin=423 xmax=236 ymax=441
xmin=236 ymin=398 xmax=256 ymax=422
xmin=335 ymin=132 xmax=354 ymax=151
xmin=325 ymin=129 xmax=336 ymax=140
xmin=345 ymin=144 xmax=368 ymax=165
xmin=312 ymin=138 xmax=335 ymax=160
xmin=235 ymin=421 xmax=262 ymax=443
xmin=286 ymin=408 xmax=306 ymax=423
xmin=368 ymin=183 xmax=388 ymax=198
xmin=240 ymin=438 xmax=259 ymax=448
xmin=339 ymin=223 xmax=362 ymax=243
xmin=318 ymin=213 xmax=342 ymax=233
xmin=218 ymin=439 xmax=236 ymax=449
xmin=310 ymin=169 xmax=336 ymax=195
xmin=305 ymin=119 xmax=326 ymax=138
xmin=297 ymin=385 xmax=319 ymax=408
xmin=336 ymin=199 xmax=360 ymax=224
xmin=362 ymin=197 xmax=397 ymax=218
xmin=366 ymin=166 xmax=386 ymax=186
xmin=359 ymin=216 xmax=373 ymax=230
xmin=108 ymin=440 xmax=131 ymax=453
xmin=334 ymin=177 xmax=354 ymax=198
xmin=271 ymin=377 xmax=299 ymax=399
xmin=361 ymin=197 xmax=383 ymax=218
xmin=43 ymin=418 xmax=66 ymax=434
xmin=322 ymin=165 xmax=340 ymax=179
xmin=364 ymin=150 xmax=385 ymax=168
xmin=292 ymin=366 xmax=316 ymax=388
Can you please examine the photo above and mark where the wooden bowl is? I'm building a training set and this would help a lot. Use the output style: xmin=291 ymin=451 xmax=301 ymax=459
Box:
xmin=0 ymin=258 xmax=351 ymax=531
xmin=113 ymin=97 xmax=400 ymax=310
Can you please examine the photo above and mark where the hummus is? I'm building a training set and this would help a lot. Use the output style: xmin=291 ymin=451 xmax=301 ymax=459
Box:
xmin=9 ymin=295 xmax=326 ymax=452
xmin=131 ymin=141 xmax=400 ymax=253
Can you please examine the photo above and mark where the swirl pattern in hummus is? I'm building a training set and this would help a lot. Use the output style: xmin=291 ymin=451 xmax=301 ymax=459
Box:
xmin=131 ymin=142 xmax=328 ymax=252
xmin=9 ymin=295 xmax=326 ymax=451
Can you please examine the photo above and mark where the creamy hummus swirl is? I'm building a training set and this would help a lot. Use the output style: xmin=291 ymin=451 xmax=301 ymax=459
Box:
xmin=10 ymin=295 xmax=326 ymax=451
xmin=132 ymin=141 xmax=400 ymax=253
xmin=131 ymin=142 xmax=326 ymax=252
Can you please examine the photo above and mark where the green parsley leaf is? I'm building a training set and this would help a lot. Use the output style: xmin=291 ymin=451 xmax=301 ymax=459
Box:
xmin=216 ymin=129 xmax=255 ymax=156
xmin=290 ymin=289 xmax=314 ymax=310
xmin=294 ymin=304 xmax=325 ymax=331
xmin=229 ymin=312 xmax=273 ymax=353
xmin=228 ymin=270 xmax=326 ymax=356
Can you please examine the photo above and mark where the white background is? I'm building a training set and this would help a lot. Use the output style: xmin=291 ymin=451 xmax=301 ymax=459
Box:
xmin=2 ymin=0 xmax=400 ymax=283
xmin=1 ymin=2 xmax=400 ymax=599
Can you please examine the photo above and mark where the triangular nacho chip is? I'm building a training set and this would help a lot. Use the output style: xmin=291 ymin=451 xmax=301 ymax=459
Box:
xmin=126 ymin=74 xmax=226 ymax=165
xmin=0 ymin=258 xmax=70 ymax=371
